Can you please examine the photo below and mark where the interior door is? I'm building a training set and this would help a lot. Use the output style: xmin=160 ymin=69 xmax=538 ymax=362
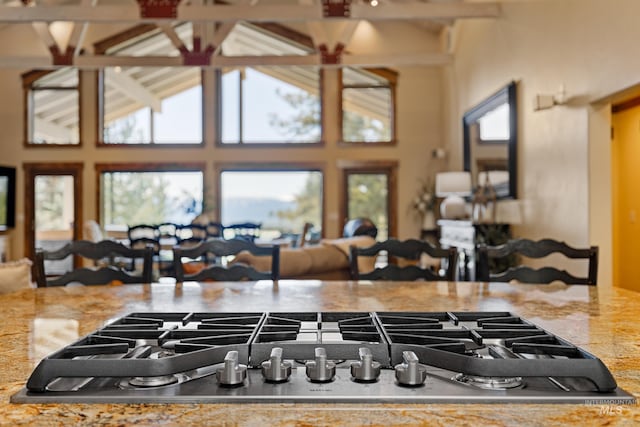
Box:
xmin=24 ymin=163 xmax=83 ymax=272
xmin=612 ymin=106 xmax=640 ymax=292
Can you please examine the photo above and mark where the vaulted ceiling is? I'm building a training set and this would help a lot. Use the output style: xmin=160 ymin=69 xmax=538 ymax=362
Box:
xmin=16 ymin=0 xmax=503 ymax=141
xmin=0 ymin=0 xmax=501 ymax=69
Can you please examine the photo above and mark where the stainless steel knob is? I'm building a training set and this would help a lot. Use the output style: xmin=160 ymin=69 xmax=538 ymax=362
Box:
xmin=305 ymin=347 xmax=336 ymax=383
xmin=216 ymin=350 xmax=247 ymax=386
xmin=394 ymin=351 xmax=427 ymax=386
xmin=261 ymin=347 xmax=292 ymax=383
xmin=350 ymin=347 xmax=381 ymax=382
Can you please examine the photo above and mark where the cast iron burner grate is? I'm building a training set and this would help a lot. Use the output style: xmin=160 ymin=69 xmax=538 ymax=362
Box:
xmin=10 ymin=311 xmax=637 ymax=405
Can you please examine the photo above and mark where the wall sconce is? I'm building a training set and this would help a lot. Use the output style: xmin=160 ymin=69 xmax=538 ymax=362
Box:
xmin=533 ymin=85 xmax=567 ymax=111
xmin=431 ymin=148 xmax=446 ymax=159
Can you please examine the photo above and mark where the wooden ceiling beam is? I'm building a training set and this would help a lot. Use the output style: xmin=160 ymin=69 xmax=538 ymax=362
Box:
xmin=0 ymin=52 xmax=452 ymax=68
xmin=0 ymin=2 xmax=500 ymax=23
xmin=67 ymin=0 xmax=98 ymax=57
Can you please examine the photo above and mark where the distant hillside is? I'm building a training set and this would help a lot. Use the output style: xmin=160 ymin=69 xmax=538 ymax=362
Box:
xmin=221 ymin=197 xmax=297 ymax=230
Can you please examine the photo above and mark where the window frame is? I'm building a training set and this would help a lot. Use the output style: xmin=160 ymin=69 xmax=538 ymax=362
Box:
xmin=215 ymin=163 xmax=326 ymax=238
xmin=338 ymin=67 xmax=397 ymax=146
xmin=22 ymin=69 xmax=82 ymax=147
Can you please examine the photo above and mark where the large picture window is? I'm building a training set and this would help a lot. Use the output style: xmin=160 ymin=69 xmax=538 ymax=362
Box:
xmin=99 ymin=166 xmax=204 ymax=232
xmin=341 ymin=68 xmax=395 ymax=144
xmin=219 ymin=169 xmax=323 ymax=240
xmin=25 ymin=68 xmax=80 ymax=145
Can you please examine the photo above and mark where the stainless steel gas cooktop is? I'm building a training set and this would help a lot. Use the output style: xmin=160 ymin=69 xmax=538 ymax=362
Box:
xmin=11 ymin=311 xmax=637 ymax=404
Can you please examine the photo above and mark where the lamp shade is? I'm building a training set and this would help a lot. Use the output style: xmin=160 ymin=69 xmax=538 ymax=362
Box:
xmin=435 ymin=171 xmax=472 ymax=197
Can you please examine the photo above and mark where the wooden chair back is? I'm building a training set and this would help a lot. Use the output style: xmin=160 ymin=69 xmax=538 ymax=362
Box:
xmin=477 ymin=238 xmax=598 ymax=285
xmin=127 ymin=224 xmax=160 ymax=252
xmin=176 ymin=223 xmax=208 ymax=248
xmin=34 ymin=240 xmax=154 ymax=287
xmin=157 ymin=222 xmax=179 ymax=248
xmin=173 ymin=238 xmax=280 ymax=282
xmin=349 ymin=238 xmax=458 ymax=281
xmin=223 ymin=222 xmax=262 ymax=242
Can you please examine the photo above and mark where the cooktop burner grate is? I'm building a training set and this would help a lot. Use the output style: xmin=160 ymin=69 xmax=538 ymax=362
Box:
xmin=11 ymin=311 xmax=637 ymax=405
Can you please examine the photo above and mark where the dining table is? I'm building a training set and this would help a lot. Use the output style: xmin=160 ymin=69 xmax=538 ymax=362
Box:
xmin=1 ymin=279 xmax=639 ymax=426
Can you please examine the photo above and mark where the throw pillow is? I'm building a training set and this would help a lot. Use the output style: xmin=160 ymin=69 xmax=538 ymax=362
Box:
xmin=0 ymin=258 xmax=34 ymax=294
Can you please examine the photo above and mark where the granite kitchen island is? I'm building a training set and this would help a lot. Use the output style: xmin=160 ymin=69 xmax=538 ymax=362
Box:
xmin=1 ymin=280 xmax=639 ymax=426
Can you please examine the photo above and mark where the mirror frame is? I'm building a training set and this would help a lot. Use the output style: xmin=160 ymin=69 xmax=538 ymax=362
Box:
xmin=463 ymin=81 xmax=517 ymax=199
xmin=0 ymin=165 xmax=16 ymax=231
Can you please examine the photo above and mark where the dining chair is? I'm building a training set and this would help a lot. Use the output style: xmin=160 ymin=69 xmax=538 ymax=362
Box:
xmin=349 ymin=238 xmax=458 ymax=281
xmin=127 ymin=224 xmax=160 ymax=252
xmin=157 ymin=222 xmax=178 ymax=245
xmin=477 ymin=238 xmax=598 ymax=285
xmin=222 ymin=222 xmax=262 ymax=242
xmin=173 ymin=238 xmax=280 ymax=282
xmin=176 ymin=223 xmax=208 ymax=248
xmin=34 ymin=240 xmax=154 ymax=287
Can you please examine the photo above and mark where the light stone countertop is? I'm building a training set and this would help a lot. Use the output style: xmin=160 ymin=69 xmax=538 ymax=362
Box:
xmin=1 ymin=280 xmax=639 ymax=426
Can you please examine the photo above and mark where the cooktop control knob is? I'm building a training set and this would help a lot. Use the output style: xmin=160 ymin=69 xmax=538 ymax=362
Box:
xmin=350 ymin=347 xmax=381 ymax=382
xmin=216 ymin=350 xmax=247 ymax=386
xmin=261 ymin=347 xmax=292 ymax=383
xmin=394 ymin=351 xmax=427 ymax=386
xmin=305 ymin=347 xmax=336 ymax=383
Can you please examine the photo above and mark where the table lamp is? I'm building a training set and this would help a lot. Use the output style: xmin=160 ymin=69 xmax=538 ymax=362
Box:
xmin=435 ymin=171 xmax=472 ymax=219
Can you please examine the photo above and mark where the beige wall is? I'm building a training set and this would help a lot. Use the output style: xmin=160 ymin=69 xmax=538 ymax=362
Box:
xmin=0 ymin=21 xmax=446 ymax=259
xmin=448 ymin=0 xmax=640 ymax=286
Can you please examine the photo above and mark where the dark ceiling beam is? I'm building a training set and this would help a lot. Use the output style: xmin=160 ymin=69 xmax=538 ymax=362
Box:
xmin=0 ymin=52 xmax=452 ymax=69
xmin=0 ymin=2 xmax=500 ymax=23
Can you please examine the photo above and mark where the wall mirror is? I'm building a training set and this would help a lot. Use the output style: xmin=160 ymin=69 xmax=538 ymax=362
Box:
xmin=463 ymin=81 xmax=517 ymax=199
xmin=0 ymin=166 xmax=16 ymax=231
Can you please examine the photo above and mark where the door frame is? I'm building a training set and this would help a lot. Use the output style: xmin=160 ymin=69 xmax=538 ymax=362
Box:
xmin=23 ymin=162 xmax=84 ymax=263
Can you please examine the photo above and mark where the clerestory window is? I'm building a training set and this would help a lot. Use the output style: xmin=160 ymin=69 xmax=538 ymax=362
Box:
xmin=219 ymin=66 xmax=321 ymax=144
xmin=100 ymin=67 xmax=203 ymax=145
xmin=218 ymin=22 xmax=321 ymax=145
xmin=98 ymin=24 xmax=203 ymax=145
xmin=24 ymin=68 xmax=80 ymax=145
xmin=341 ymin=67 xmax=396 ymax=144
